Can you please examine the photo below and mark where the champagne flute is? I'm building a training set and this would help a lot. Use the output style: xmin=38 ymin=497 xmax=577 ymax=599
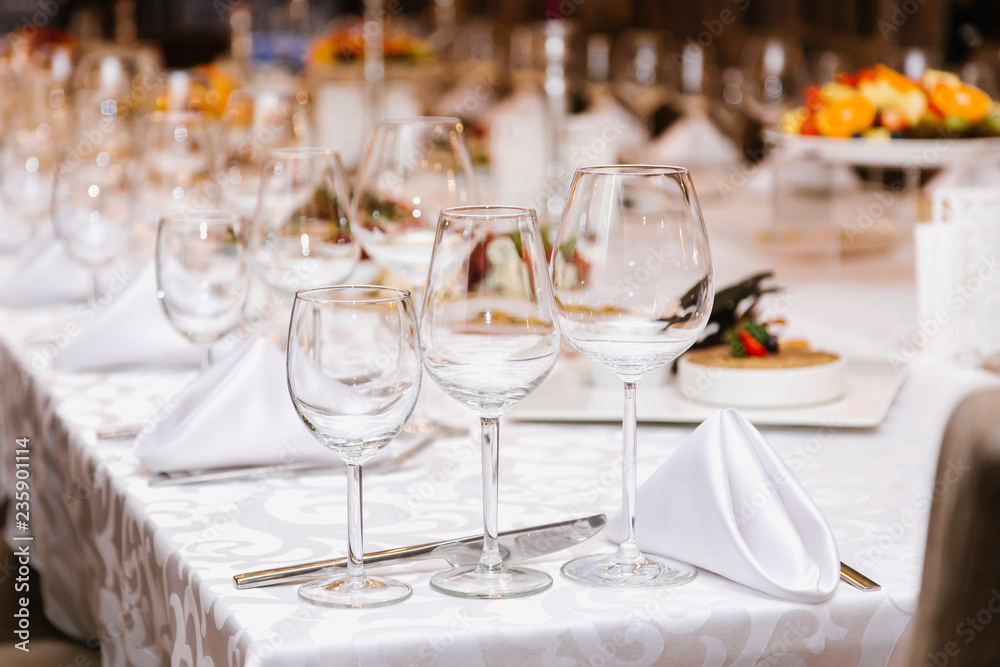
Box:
xmin=352 ymin=117 xmax=478 ymax=300
xmin=50 ymin=160 xmax=135 ymax=300
xmin=550 ymin=165 xmax=714 ymax=588
xmin=287 ymin=286 xmax=422 ymax=608
xmin=156 ymin=210 xmax=249 ymax=370
xmin=220 ymin=87 xmax=313 ymax=218
xmin=421 ymin=206 xmax=560 ymax=598
xmin=249 ymin=147 xmax=358 ymax=296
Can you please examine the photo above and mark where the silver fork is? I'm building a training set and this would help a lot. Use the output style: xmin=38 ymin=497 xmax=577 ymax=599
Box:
xmin=146 ymin=422 xmax=468 ymax=487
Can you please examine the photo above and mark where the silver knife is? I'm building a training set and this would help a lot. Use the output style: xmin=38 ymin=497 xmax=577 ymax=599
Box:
xmin=233 ymin=514 xmax=607 ymax=590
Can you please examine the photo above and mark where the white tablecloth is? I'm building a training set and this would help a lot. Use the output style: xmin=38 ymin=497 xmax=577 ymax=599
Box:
xmin=2 ymin=196 xmax=997 ymax=666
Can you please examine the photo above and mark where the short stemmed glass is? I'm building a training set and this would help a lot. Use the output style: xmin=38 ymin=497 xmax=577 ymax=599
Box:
xmin=50 ymin=160 xmax=135 ymax=300
xmin=156 ymin=210 xmax=249 ymax=370
xmin=421 ymin=206 xmax=560 ymax=598
xmin=287 ymin=286 xmax=422 ymax=608
xmin=550 ymin=166 xmax=714 ymax=588
xmin=249 ymin=147 xmax=358 ymax=296
xmin=352 ymin=117 xmax=478 ymax=301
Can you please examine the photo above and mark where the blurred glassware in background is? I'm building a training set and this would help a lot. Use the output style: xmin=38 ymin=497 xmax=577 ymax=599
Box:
xmin=220 ymin=86 xmax=314 ymax=218
xmin=352 ymin=117 xmax=477 ymax=296
xmin=249 ymin=147 xmax=357 ymax=297
xmin=137 ymin=110 xmax=219 ymax=226
xmin=740 ymin=35 xmax=805 ymax=128
xmin=0 ymin=67 xmax=70 ymax=227
xmin=50 ymin=160 xmax=135 ymax=300
xmin=611 ymin=29 xmax=678 ymax=132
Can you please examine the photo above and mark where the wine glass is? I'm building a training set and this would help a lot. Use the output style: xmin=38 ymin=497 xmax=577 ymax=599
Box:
xmin=220 ymin=87 xmax=313 ymax=217
xmin=137 ymin=111 xmax=218 ymax=226
xmin=421 ymin=206 xmax=560 ymax=598
xmin=249 ymin=147 xmax=358 ymax=296
xmin=287 ymin=286 xmax=422 ymax=608
xmin=156 ymin=210 xmax=249 ymax=370
xmin=550 ymin=165 xmax=714 ymax=589
xmin=50 ymin=160 xmax=135 ymax=300
xmin=611 ymin=30 xmax=678 ymax=131
xmin=739 ymin=36 xmax=804 ymax=127
xmin=0 ymin=72 xmax=67 ymax=227
xmin=352 ymin=117 xmax=478 ymax=300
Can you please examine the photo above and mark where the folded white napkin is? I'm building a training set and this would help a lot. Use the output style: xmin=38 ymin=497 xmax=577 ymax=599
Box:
xmin=0 ymin=225 xmax=93 ymax=307
xmin=54 ymin=261 xmax=200 ymax=371
xmin=607 ymin=408 xmax=840 ymax=602
xmin=134 ymin=336 xmax=340 ymax=473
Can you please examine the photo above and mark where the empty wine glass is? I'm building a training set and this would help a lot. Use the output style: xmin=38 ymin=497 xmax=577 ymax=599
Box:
xmin=156 ymin=210 xmax=249 ymax=369
xmin=0 ymin=72 xmax=67 ymax=226
xmin=50 ymin=160 xmax=135 ymax=300
xmin=137 ymin=111 xmax=218 ymax=225
xmin=611 ymin=30 xmax=678 ymax=131
xmin=550 ymin=166 xmax=714 ymax=589
xmin=249 ymin=147 xmax=358 ymax=296
xmin=421 ymin=206 xmax=560 ymax=598
xmin=220 ymin=87 xmax=313 ymax=217
xmin=352 ymin=117 xmax=478 ymax=299
xmin=287 ymin=286 xmax=422 ymax=608
xmin=739 ymin=36 xmax=804 ymax=127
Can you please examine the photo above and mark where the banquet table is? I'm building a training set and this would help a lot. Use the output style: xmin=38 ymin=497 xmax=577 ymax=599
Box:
xmin=2 ymin=194 xmax=998 ymax=667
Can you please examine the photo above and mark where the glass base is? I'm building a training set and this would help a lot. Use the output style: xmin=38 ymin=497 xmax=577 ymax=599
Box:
xmin=298 ymin=574 xmax=412 ymax=608
xmin=430 ymin=565 xmax=552 ymax=599
xmin=560 ymin=552 xmax=697 ymax=589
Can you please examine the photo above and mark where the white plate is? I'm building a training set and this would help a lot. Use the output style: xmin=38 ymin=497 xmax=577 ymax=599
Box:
xmin=768 ymin=132 xmax=1000 ymax=168
xmin=512 ymin=358 xmax=908 ymax=428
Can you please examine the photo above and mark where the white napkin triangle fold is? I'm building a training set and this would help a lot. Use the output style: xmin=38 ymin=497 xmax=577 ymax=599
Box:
xmin=0 ymin=224 xmax=93 ymax=307
xmin=135 ymin=336 xmax=339 ymax=474
xmin=53 ymin=261 xmax=200 ymax=371
xmin=607 ymin=408 xmax=840 ymax=602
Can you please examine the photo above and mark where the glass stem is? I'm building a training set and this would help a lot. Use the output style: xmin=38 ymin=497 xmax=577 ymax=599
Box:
xmin=200 ymin=344 xmax=211 ymax=371
xmin=346 ymin=464 xmax=365 ymax=581
xmin=477 ymin=416 xmax=503 ymax=574
xmin=612 ymin=381 xmax=644 ymax=567
xmin=91 ymin=269 xmax=100 ymax=302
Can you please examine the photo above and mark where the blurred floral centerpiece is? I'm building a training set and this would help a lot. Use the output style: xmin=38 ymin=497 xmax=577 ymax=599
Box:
xmin=305 ymin=17 xmax=441 ymax=169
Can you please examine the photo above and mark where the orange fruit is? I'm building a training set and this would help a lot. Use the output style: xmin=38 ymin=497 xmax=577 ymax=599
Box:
xmin=814 ymin=95 xmax=877 ymax=137
xmin=930 ymin=82 xmax=992 ymax=124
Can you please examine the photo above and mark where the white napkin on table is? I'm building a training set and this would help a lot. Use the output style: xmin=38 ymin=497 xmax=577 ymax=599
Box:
xmin=134 ymin=336 xmax=340 ymax=474
xmin=0 ymin=225 xmax=92 ymax=307
xmin=607 ymin=408 xmax=840 ymax=602
xmin=53 ymin=261 xmax=200 ymax=371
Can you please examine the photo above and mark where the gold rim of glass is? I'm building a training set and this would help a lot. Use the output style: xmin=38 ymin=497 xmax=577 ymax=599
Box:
xmin=439 ymin=205 xmax=535 ymax=220
xmin=576 ymin=164 xmax=691 ymax=176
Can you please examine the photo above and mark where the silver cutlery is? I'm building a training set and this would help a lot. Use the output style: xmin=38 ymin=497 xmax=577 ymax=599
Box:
xmin=233 ymin=514 xmax=608 ymax=590
xmin=840 ymin=562 xmax=881 ymax=591
xmin=147 ymin=422 xmax=468 ymax=487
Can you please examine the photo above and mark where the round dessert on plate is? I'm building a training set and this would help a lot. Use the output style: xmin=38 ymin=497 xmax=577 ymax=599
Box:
xmin=678 ymin=340 xmax=847 ymax=409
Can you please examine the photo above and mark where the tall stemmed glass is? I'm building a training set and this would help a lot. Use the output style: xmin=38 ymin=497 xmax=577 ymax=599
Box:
xmin=550 ymin=166 xmax=714 ymax=588
xmin=421 ymin=206 xmax=560 ymax=598
xmin=352 ymin=117 xmax=478 ymax=302
xmin=50 ymin=160 xmax=135 ymax=300
xmin=287 ymin=286 xmax=422 ymax=608
xmin=156 ymin=211 xmax=249 ymax=370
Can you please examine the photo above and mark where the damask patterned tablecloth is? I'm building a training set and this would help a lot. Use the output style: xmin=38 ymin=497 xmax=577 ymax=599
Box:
xmin=2 ymin=228 xmax=998 ymax=666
